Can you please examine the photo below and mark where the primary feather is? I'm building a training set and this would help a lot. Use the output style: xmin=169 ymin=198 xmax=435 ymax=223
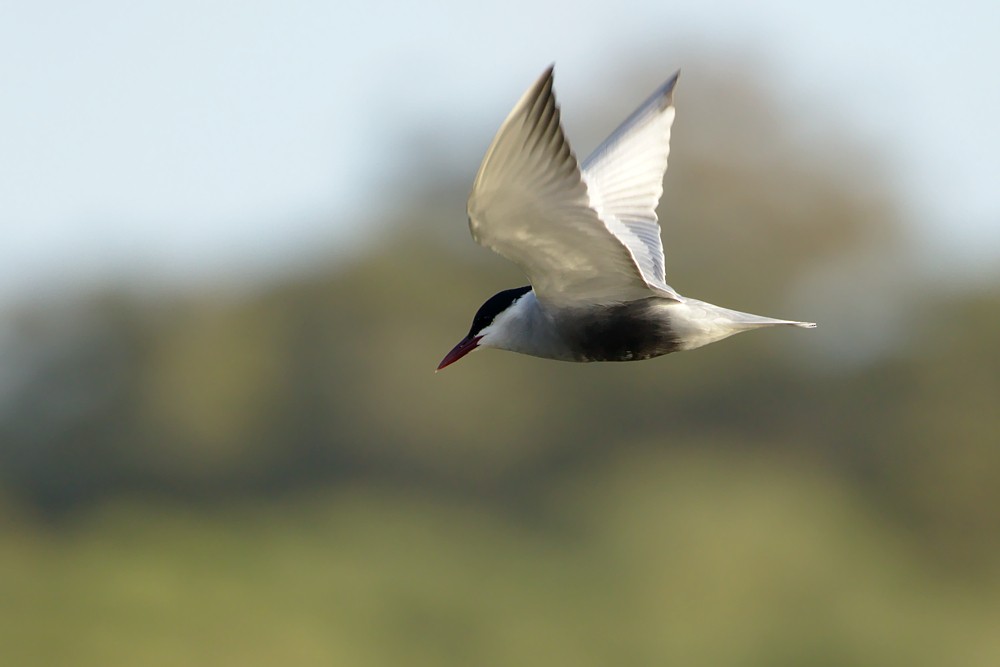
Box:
xmin=468 ymin=67 xmax=677 ymax=306
xmin=582 ymin=71 xmax=680 ymax=295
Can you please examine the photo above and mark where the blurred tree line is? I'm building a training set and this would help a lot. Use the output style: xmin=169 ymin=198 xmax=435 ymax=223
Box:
xmin=1 ymin=60 xmax=998 ymax=665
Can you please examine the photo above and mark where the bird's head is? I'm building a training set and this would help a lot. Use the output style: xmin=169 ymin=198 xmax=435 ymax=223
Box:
xmin=437 ymin=286 xmax=532 ymax=371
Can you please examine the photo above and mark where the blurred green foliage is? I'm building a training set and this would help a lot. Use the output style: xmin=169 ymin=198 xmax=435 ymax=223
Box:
xmin=4 ymin=453 xmax=999 ymax=667
xmin=1 ymin=64 xmax=998 ymax=665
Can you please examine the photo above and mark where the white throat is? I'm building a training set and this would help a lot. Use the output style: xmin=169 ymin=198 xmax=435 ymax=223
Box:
xmin=477 ymin=291 xmax=572 ymax=360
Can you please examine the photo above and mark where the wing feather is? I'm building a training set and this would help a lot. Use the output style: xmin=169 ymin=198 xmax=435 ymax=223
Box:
xmin=582 ymin=71 xmax=680 ymax=294
xmin=468 ymin=67 xmax=680 ymax=306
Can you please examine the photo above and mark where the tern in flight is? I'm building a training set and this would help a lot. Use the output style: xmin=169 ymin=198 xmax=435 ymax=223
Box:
xmin=438 ymin=66 xmax=815 ymax=371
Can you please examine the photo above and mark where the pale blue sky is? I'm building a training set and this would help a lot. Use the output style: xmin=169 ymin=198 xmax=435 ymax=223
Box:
xmin=2 ymin=0 xmax=998 ymax=305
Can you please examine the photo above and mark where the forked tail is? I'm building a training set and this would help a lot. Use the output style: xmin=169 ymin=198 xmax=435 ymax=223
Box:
xmin=728 ymin=313 xmax=816 ymax=330
xmin=696 ymin=300 xmax=817 ymax=330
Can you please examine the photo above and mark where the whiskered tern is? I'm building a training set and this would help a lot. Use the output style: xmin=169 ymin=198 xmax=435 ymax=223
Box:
xmin=438 ymin=66 xmax=815 ymax=371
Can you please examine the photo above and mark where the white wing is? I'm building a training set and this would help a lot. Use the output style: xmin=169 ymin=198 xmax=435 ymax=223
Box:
xmin=581 ymin=71 xmax=680 ymax=295
xmin=467 ymin=67 xmax=679 ymax=307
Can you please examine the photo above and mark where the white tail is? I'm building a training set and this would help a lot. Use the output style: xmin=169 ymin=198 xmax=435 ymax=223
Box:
xmin=739 ymin=317 xmax=816 ymax=329
xmin=666 ymin=298 xmax=816 ymax=351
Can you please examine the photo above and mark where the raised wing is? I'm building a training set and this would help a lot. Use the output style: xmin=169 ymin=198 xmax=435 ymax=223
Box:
xmin=467 ymin=67 xmax=677 ymax=307
xmin=582 ymin=71 xmax=680 ymax=294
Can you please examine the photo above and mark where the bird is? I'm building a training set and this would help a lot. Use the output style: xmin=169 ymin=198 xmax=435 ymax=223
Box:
xmin=437 ymin=66 xmax=815 ymax=371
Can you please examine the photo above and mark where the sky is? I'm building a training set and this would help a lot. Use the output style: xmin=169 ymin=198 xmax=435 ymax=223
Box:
xmin=2 ymin=0 xmax=998 ymax=306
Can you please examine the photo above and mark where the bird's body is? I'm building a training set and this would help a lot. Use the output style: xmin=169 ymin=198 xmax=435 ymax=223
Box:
xmin=438 ymin=66 xmax=814 ymax=371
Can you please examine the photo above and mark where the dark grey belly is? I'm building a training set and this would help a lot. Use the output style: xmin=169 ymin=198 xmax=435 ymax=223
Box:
xmin=558 ymin=298 xmax=681 ymax=362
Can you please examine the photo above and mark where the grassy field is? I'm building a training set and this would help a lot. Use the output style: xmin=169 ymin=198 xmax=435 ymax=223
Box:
xmin=3 ymin=447 xmax=998 ymax=667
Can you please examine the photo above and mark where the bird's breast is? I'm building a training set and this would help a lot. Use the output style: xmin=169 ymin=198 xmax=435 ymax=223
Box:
xmin=556 ymin=298 xmax=681 ymax=362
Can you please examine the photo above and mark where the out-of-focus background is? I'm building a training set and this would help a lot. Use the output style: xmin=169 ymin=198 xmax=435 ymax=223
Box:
xmin=3 ymin=1 xmax=1000 ymax=665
